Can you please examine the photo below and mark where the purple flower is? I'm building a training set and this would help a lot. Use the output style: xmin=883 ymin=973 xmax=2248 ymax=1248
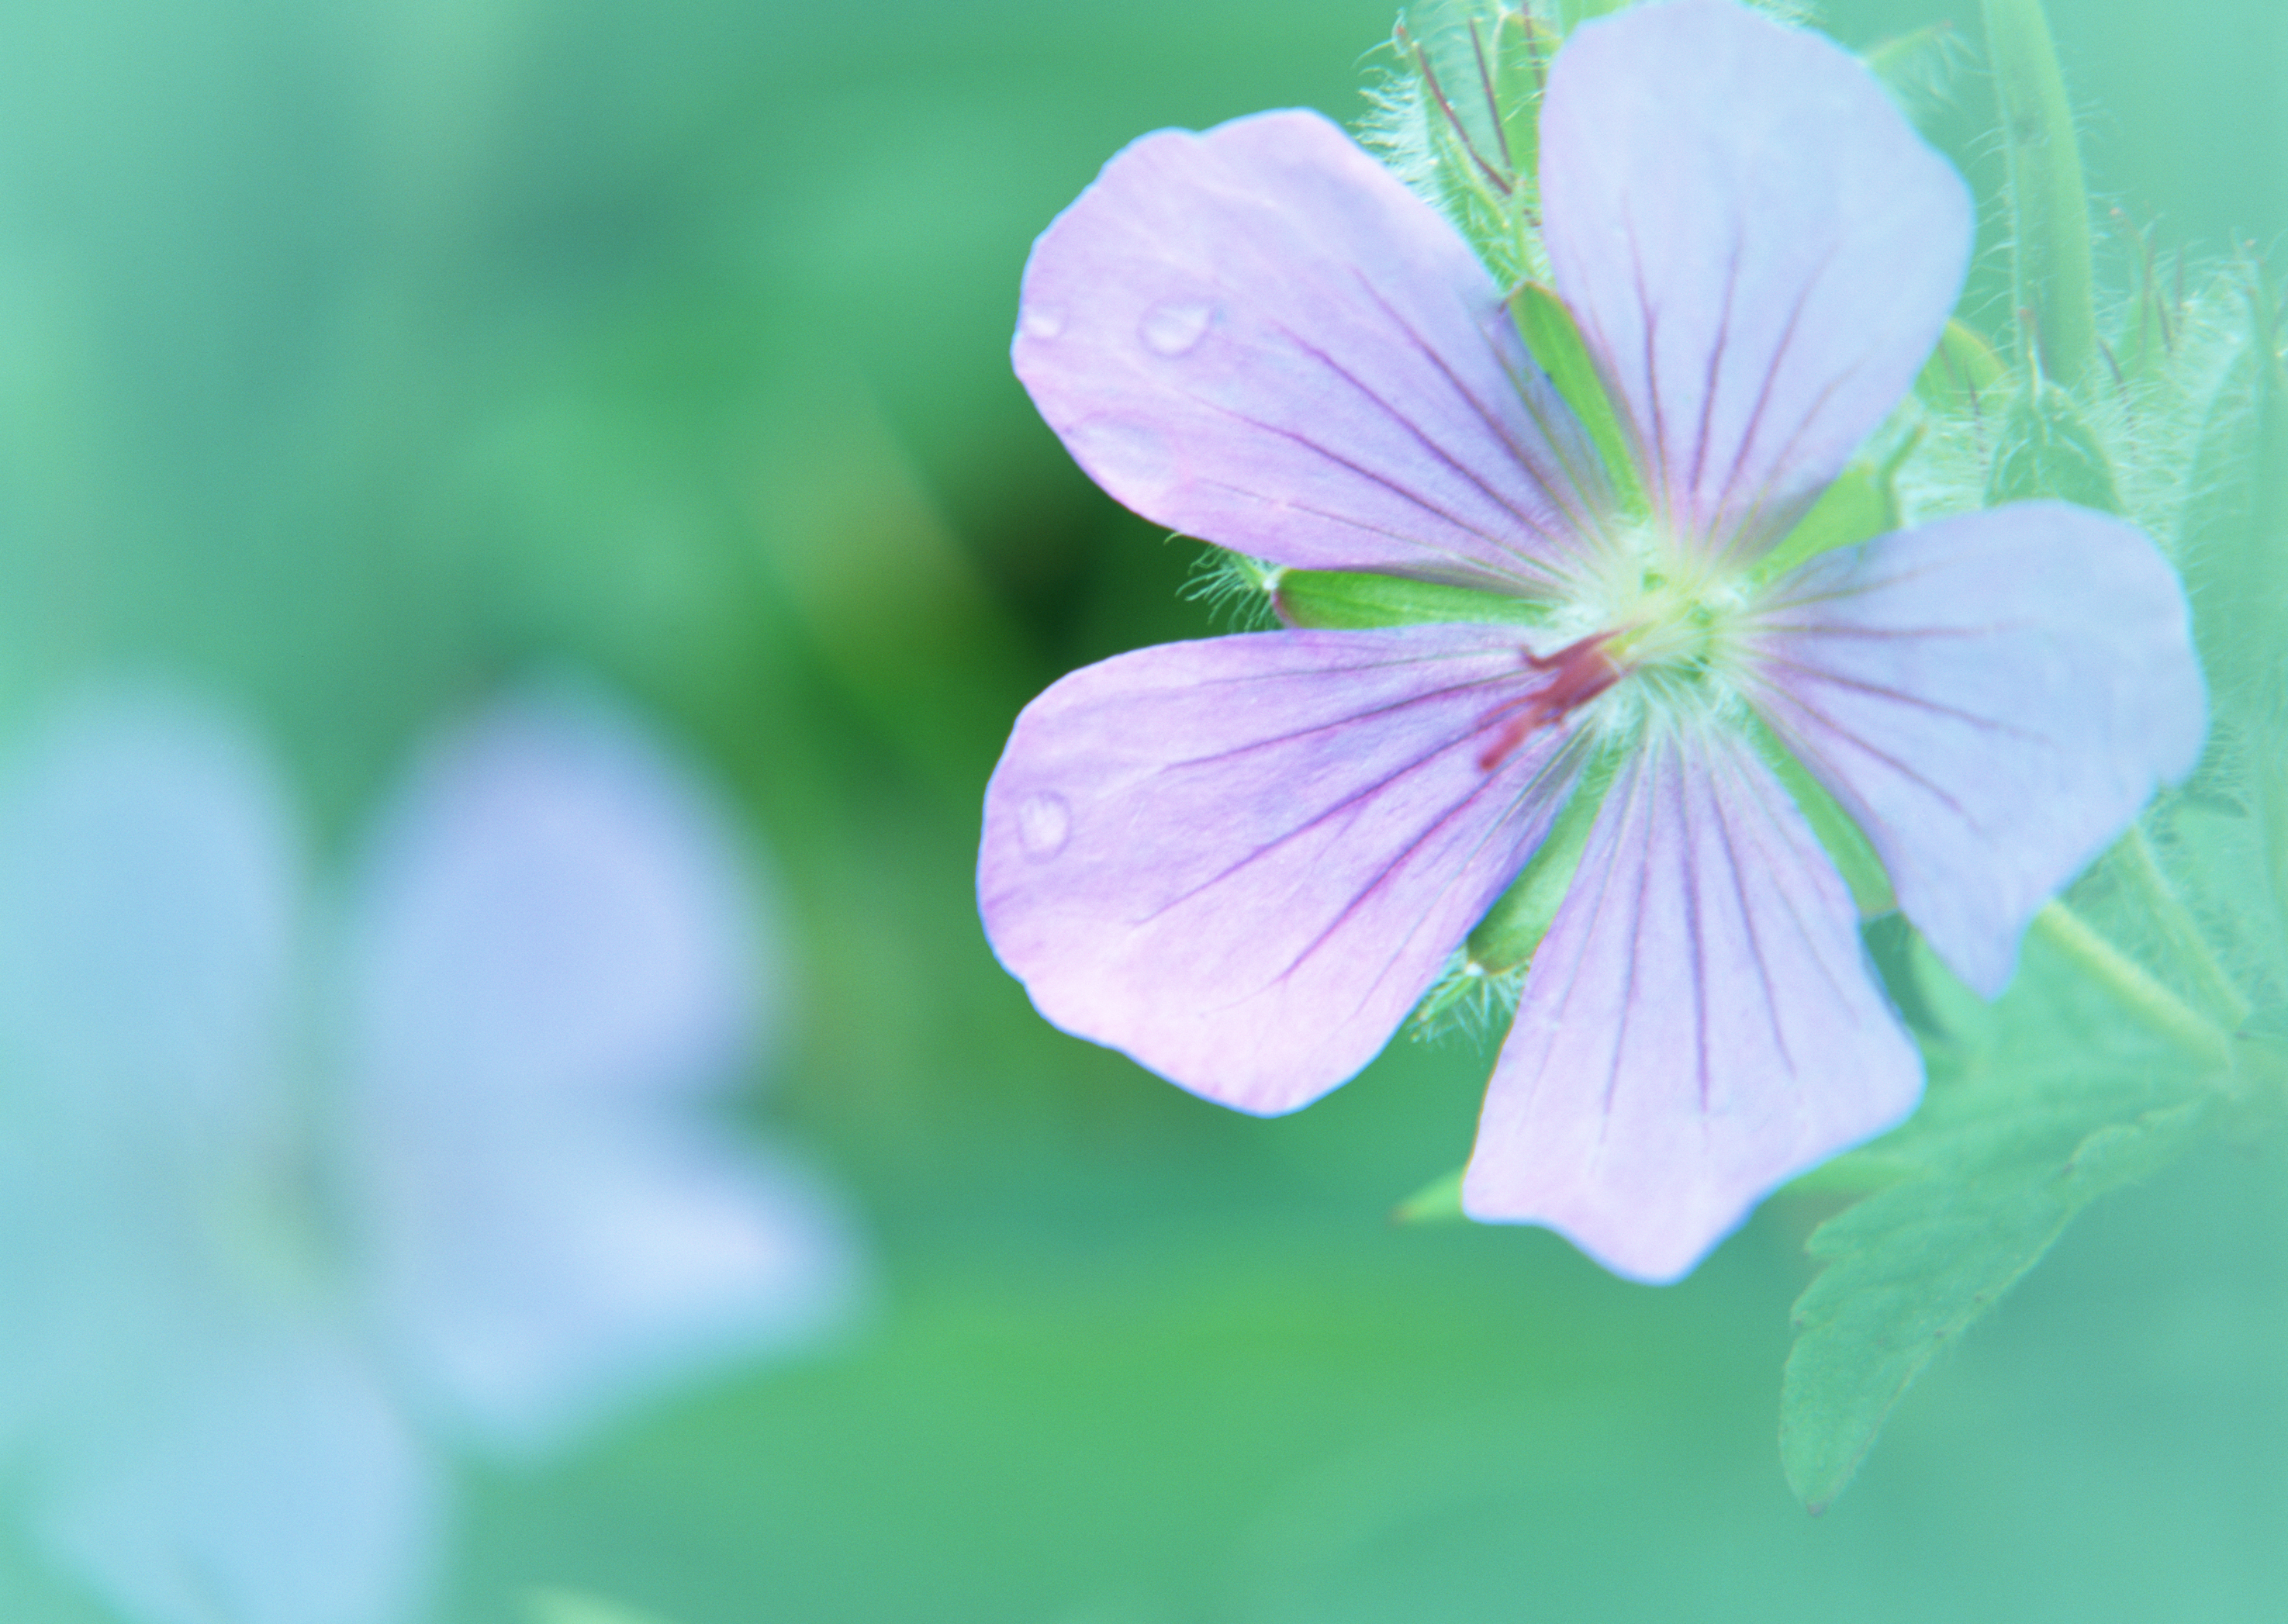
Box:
xmin=0 ymin=681 xmax=858 ymax=1624
xmin=979 ymin=0 xmax=2205 ymax=1282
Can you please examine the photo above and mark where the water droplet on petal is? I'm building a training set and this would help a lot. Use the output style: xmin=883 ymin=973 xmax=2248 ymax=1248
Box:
xmin=1139 ymin=298 xmax=1215 ymax=358
xmin=1021 ymin=302 xmax=1066 ymax=340
xmin=1014 ymin=792 xmax=1071 ymax=860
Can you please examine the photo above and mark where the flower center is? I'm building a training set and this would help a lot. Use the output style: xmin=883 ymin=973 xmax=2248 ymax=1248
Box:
xmin=1527 ymin=531 xmax=1755 ymax=745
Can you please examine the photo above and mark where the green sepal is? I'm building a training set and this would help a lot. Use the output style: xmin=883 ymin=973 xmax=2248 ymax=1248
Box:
xmin=1981 ymin=0 xmax=2099 ymax=389
xmin=1913 ymin=317 xmax=2007 ymax=417
xmin=1756 ymin=447 xmax=1908 ymax=582
xmin=1743 ymin=715 xmax=1896 ymax=917
xmin=1464 ymin=754 xmax=1612 ymax=974
xmin=1394 ymin=5 xmax=1558 ymax=289
xmin=1510 ymin=282 xmax=1647 ymax=519
xmin=1985 ymin=382 xmax=2122 ymax=513
xmin=1272 ymin=568 xmax=1550 ymax=631
xmin=1389 ymin=1166 xmax=1467 ymax=1225
xmin=1550 ymin=0 xmax=1628 ymax=27
xmin=1861 ymin=22 xmax=1970 ymax=131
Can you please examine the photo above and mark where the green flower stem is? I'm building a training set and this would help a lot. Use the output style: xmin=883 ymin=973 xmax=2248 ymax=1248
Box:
xmin=2116 ymin=827 xmax=2252 ymax=1030
xmin=2031 ymin=901 xmax=2231 ymax=1073
xmin=1981 ymin=0 xmax=2098 ymax=389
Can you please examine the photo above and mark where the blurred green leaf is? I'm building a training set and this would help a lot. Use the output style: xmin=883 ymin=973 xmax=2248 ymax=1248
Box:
xmin=1781 ymin=908 xmax=2227 ymax=1512
xmin=1982 ymin=0 xmax=2099 ymax=388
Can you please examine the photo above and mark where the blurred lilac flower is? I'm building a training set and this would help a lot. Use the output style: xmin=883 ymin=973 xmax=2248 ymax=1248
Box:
xmin=0 ymin=682 xmax=856 ymax=1624
xmin=980 ymin=0 xmax=2204 ymax=1280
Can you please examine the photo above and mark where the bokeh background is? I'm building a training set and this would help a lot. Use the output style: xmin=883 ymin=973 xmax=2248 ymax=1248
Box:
xmin=0 ymin=0 xmax=2282 ymax=1619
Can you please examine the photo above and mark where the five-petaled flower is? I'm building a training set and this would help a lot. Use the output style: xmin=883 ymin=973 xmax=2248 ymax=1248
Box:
xmin=979 ymin=0 xmax=2204 ymax=1280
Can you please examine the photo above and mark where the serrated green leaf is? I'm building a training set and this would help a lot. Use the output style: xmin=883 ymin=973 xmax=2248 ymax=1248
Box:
xmin=1986 ymin=382 xmax=2121 ymax=512
xmin=1981 ymin=0 xmax=2097 ymax=388
xmin=1271 ymin=568 xmax=1550 ymax=631
xmin=1510 ymin=282 xmax=1647 ymax=519
xmin=1779 ymin=914 xmax=2225 ymax=1513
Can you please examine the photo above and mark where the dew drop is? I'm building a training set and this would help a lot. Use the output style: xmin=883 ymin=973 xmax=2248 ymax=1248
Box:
xmin=1139 ymin=298 xmax=1215 ymax=357
xmin=1021 ymin=302 xmax=1066 ymax=340
xmin=1015 ymin=791 xmax=1072 ymax=860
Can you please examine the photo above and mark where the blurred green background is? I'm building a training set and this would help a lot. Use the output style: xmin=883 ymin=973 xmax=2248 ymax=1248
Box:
xmin=0 ymin=1 xmax=2282 ymax=1619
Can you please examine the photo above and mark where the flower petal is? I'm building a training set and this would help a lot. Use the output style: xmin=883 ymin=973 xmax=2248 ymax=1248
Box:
xmin=343 ymin=685 xmax=858 ymax=1452
xmin=1014 ymin=109 xmax=1609 ymax=591
xmin=1464 ymin=727 xmax=1920 ymax=1284
xmin=35 ymin=1333 xmax=434 ymax=1624
xmin=1740 ymin=502 xmax=2207 ymax=997
xmin=980 ymin=627 xmax=1595 ymax=1114
xmin=0 ymin=686 xmax=299 ymax=1146
xmin=1540 ymin=0 xmax=1972 ymax=558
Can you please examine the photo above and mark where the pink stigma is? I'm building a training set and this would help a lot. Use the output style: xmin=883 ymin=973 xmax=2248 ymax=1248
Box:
xmin=1476 ymin=634 xmax=1620 ymax=771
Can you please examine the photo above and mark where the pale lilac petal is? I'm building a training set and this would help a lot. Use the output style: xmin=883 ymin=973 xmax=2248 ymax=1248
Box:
xmin=1540 ymin=0 xmax=1972 ymax=558
xmin=342 ymin=685 xmax=857 ymax=1453
xmin=0 ymin=689 xmax=306 ymax=1449
xmin=35 ymin=1332 xmax=434 ymax=1624
xmin=0 ymin=692 xmax=434 ymax=1624
xmin=1740 ymin=502 xmax=2206 ymax=997
xmin=1014 ymin=109 xmax=1610 ymax=592
xmin=1464 ymin=727 xmax=1920 ymax=1283
xmin=0 ymin=687 xmax=298 ymax=1146
xmin=980 ymin=627 xmax=1596 ymax=1114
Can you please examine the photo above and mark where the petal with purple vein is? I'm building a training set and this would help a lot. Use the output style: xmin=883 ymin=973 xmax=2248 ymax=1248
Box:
xmin=980 ymin=627 xmax=1594 ymax=1114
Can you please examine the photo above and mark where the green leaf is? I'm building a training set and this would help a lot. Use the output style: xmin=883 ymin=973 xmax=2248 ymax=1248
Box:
xmin=1779 ymin=911 xmax=2226 ymax=1512
xmin=1985 ymin=382 xmax=2122 ymax=512
xmin=1981 ymin=0 xmax=2098 ymax=389
xmin=1271 ymin=568 xmax=1549 ymax=631
xmin=1510 ymin=282 xmax=1647 ymax=519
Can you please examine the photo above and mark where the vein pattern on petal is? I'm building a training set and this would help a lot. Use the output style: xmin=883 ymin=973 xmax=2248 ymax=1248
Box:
xmin=1464 ymin=726 xmax=1920 ymax=1283
xmin=1539 ymin=0 xmax=1971 ymax=561
xmin=1014 ymin=109 xmax=1610 ymax=591
xmin=1740 ymin=502 xmax=2207 ymax=997
xmin=979 ymin=627 xmax=1596 ymax=1114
